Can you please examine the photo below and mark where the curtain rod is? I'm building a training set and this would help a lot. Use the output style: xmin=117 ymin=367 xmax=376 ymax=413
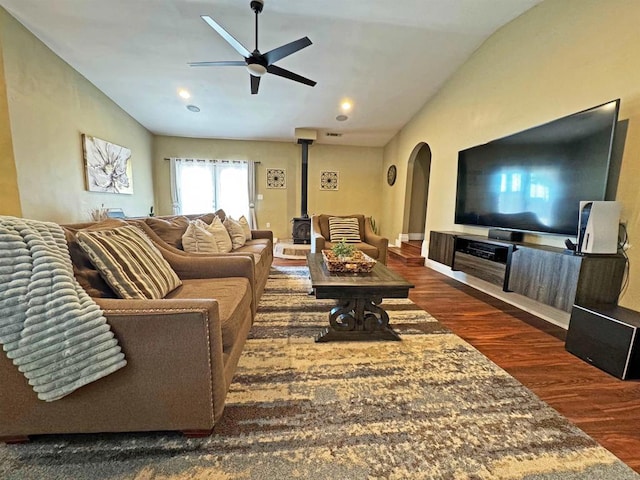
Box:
xmin=164 ymin=157 xmax=260 ymax=163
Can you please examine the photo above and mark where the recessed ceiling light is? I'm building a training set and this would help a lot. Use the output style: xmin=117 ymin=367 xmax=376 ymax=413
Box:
xmin=178 ymin=89 xmax=191 ymax=99
xmin=186 ymin=105 xmax=200 ymax=112
xmin=336 ymin=114 xmax=348 ymax=121
xmin=340 ymin=100 xmax=352 ymax=112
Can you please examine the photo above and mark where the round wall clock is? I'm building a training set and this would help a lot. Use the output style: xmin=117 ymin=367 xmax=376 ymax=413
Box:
xmin=387 ymin=165 xmax=397 ymax=186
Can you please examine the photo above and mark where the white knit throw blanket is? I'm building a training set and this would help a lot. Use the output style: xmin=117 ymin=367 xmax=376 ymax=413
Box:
xmin=0 ymin=216 xmax=126 ymax=401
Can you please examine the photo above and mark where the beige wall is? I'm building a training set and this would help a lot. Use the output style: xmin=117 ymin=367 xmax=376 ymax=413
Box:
xmin=0 ymin=23 xmax=20 ymax=217
xmin=0 ymin=8 xmax=154 ymax=223
xmin=381 ymin=0 xmax=640 ymax=309
xmin=153 ymin=136 xmax=383 ymax=240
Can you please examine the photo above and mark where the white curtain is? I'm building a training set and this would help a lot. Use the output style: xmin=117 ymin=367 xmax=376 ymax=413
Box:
xmin=170 ymin=158 xmax=249 ymax=218
xmin=169 ymin=158 xmax=181 ymax=215
xmin=247 ymin=160 xmax=258 ymax=228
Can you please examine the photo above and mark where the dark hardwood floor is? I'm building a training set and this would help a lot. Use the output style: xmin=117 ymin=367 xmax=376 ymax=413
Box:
xmin=273 ymin=255 xmax=640 ymax=473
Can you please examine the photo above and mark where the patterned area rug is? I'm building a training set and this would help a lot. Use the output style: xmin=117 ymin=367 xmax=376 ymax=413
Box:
xmin=1 ymin=266 xmax=638 ymax=479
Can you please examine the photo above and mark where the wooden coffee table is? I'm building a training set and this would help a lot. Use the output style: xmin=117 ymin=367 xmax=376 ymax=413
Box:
xmin=306 ymin=253 xmax=414 ymax=342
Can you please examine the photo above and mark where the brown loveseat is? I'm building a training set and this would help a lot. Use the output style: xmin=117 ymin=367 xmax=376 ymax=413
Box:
xmin=311 ymin=214 xmax=389 ymax=264
xmin=0 ymin=216 xmax=270 ymax=442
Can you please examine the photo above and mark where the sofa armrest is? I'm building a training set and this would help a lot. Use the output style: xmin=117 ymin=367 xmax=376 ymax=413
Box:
xmin=363 ymin=218 xmax=389 ymax=265
xmin=0 ymin=298 xmax=228 ymax=438
xmin=95 ymin=297 xmax=229 ymax=426
xmin=161 ymin=249 xmax=255 ymax=283
xmin=251 ymin=230 xmax=273 ymax=242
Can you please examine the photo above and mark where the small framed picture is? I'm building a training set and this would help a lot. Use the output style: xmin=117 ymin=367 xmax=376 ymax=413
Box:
xmin=266 ymin=168 xmax=286 ymax=189
xmin=320 ymin=171 xmax=339 ymax=190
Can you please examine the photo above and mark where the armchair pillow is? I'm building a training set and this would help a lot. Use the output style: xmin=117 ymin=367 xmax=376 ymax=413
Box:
xmin=182 ymin=219 xmax=220 ymax=254
xmin=77 ymin=225 xmax=182 ymax=300
xmin=328 ymin=217 xmax=361 ymax=243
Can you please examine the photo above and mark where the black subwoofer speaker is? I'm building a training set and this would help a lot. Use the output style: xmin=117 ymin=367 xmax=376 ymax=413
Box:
xmin=565 ymin=304 xmax=640 ymax=379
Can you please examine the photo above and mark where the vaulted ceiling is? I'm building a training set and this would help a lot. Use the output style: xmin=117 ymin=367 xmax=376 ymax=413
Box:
xmin=0 ymin=0 xmax=541 ymax=146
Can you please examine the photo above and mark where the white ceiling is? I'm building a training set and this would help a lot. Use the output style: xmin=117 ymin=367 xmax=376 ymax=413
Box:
xmin=0 ymin=0 xmax=541 ymax=147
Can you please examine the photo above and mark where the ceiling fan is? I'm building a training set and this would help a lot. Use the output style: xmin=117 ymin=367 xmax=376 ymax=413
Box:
xmin=189 ymin=0 xmax=316 ymax=94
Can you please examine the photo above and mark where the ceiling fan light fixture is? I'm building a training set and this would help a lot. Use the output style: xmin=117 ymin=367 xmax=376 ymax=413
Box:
xmin=246 ymin=63 xmax=267 ymax=76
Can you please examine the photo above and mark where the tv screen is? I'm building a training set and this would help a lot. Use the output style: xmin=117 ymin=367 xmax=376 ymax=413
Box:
xmin=455 ymin=99 xmax=620 ymax=236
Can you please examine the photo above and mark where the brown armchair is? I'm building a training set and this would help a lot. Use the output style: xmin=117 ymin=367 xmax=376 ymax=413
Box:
xmin=311 ymin=214 xmax=388 ymax=264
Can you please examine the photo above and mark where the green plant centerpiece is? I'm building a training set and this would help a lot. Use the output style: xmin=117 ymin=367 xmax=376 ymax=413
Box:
xmin=331 ymin=238 xmax=356 ymax=260
xmin=322 ymin=239 xmax=375 ymax=273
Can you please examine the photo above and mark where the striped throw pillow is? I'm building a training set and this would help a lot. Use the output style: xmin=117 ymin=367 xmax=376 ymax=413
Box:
xmin=328 ymin=217 xmax=361 ymax=243
xmin=77 ymin=225 xmax=182 ymax=299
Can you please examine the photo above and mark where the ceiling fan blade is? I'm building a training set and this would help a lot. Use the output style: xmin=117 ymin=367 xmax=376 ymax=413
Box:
xmin=201 ymin=15 xmax=251 ymax=58
xmin=263 ymin=37 xmax=312 ymax=65
xmin=251 ymin=75 xmax=261 ymax=95
xmin=266 ymin=64 xmax=316 ymax=87
xmin=188 ymin=61 xmax=246 ymax=67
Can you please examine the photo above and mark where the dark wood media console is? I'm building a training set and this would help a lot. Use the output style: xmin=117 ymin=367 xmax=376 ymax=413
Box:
xmin=428 ymin=231 xmax=626 ymax=313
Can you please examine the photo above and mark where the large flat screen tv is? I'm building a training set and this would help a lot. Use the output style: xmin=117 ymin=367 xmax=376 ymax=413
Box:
xmin=455 ymin=99 xmax=620 ymax=236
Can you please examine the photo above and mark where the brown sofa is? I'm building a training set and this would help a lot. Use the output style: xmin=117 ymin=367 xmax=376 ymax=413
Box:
xmin=131 ymin=210 xmax=273 ymax=306
xmin=311 ymin=214 xmax=389 ymax=264
xmin=0 ymin=217 xmax=266 ymax=442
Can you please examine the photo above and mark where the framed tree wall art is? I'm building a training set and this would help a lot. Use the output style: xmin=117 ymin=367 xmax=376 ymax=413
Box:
xmin=82 ymin=134 xmax=133 ymax=194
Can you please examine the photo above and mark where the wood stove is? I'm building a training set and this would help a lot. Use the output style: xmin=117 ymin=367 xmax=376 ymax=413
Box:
xmin=292 ymin=217 xmax=311 ymax=244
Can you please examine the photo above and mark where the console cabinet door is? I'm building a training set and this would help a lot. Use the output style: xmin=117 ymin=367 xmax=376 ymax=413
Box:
xmin=508 ymin=247 xmax=581 ymax=312
xmin=575 ymin=255 xmax=627 ymax=306
xmin=428 ymin=231 xmax=455 ymax=267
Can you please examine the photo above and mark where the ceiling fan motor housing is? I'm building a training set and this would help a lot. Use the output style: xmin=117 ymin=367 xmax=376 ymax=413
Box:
xmin=250 ymin=0 xmax=264 ymax=14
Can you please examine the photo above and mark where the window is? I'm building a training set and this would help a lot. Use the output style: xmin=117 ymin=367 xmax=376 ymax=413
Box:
xmin=171 ymin=159 xmax=249 ymax=218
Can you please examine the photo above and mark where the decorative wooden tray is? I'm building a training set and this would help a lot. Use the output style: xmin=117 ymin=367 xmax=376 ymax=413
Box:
xmin=322 ymin=249 xmax=376 ymax=273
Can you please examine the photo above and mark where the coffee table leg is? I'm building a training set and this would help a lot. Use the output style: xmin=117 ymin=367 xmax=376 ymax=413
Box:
xmin=315 ymin=298 xmax=401 ymax=342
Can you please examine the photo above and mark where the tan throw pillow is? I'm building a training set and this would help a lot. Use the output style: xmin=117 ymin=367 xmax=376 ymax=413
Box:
xmin=182 ymin=219 xmax=220 ymax=254
xmin=329 ymin=217 xmax=361 ymax=243
xmin=238 ymin=215 xmax=252 ymax=241
xmin=209 ymin=216 xmax=233 ymax=253
xmin=77 ymin=225 xmax=182 ymax=299
xmin=223 ymin=216 xmax=247 ymax=249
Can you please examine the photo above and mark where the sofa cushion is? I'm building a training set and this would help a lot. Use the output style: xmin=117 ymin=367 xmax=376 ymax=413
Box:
xmin=182 ymin=219 xmax=220 ymax=254
xmin=223 ymin=217 xmax=247 ymax=249
xmin=77 ymin=225 xmax=182 ymax=299
xmin=144 ymin=216 xmax=190 ymax=249
xmin=209 ymin=216 xmax=233 ymax=253
xmin=329 ymin=216 xmax=362 ymax=243
xmin=165 ymin=277 xmax=252 ymax=352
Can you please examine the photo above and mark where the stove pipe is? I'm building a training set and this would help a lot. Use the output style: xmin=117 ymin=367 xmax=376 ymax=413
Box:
xmin=297 ymin=138 xmax=312 ymax=218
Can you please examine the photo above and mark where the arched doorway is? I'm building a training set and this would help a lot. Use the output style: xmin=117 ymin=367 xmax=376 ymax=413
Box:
xmin=402 ymin=143 xmax=432 ymax=246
